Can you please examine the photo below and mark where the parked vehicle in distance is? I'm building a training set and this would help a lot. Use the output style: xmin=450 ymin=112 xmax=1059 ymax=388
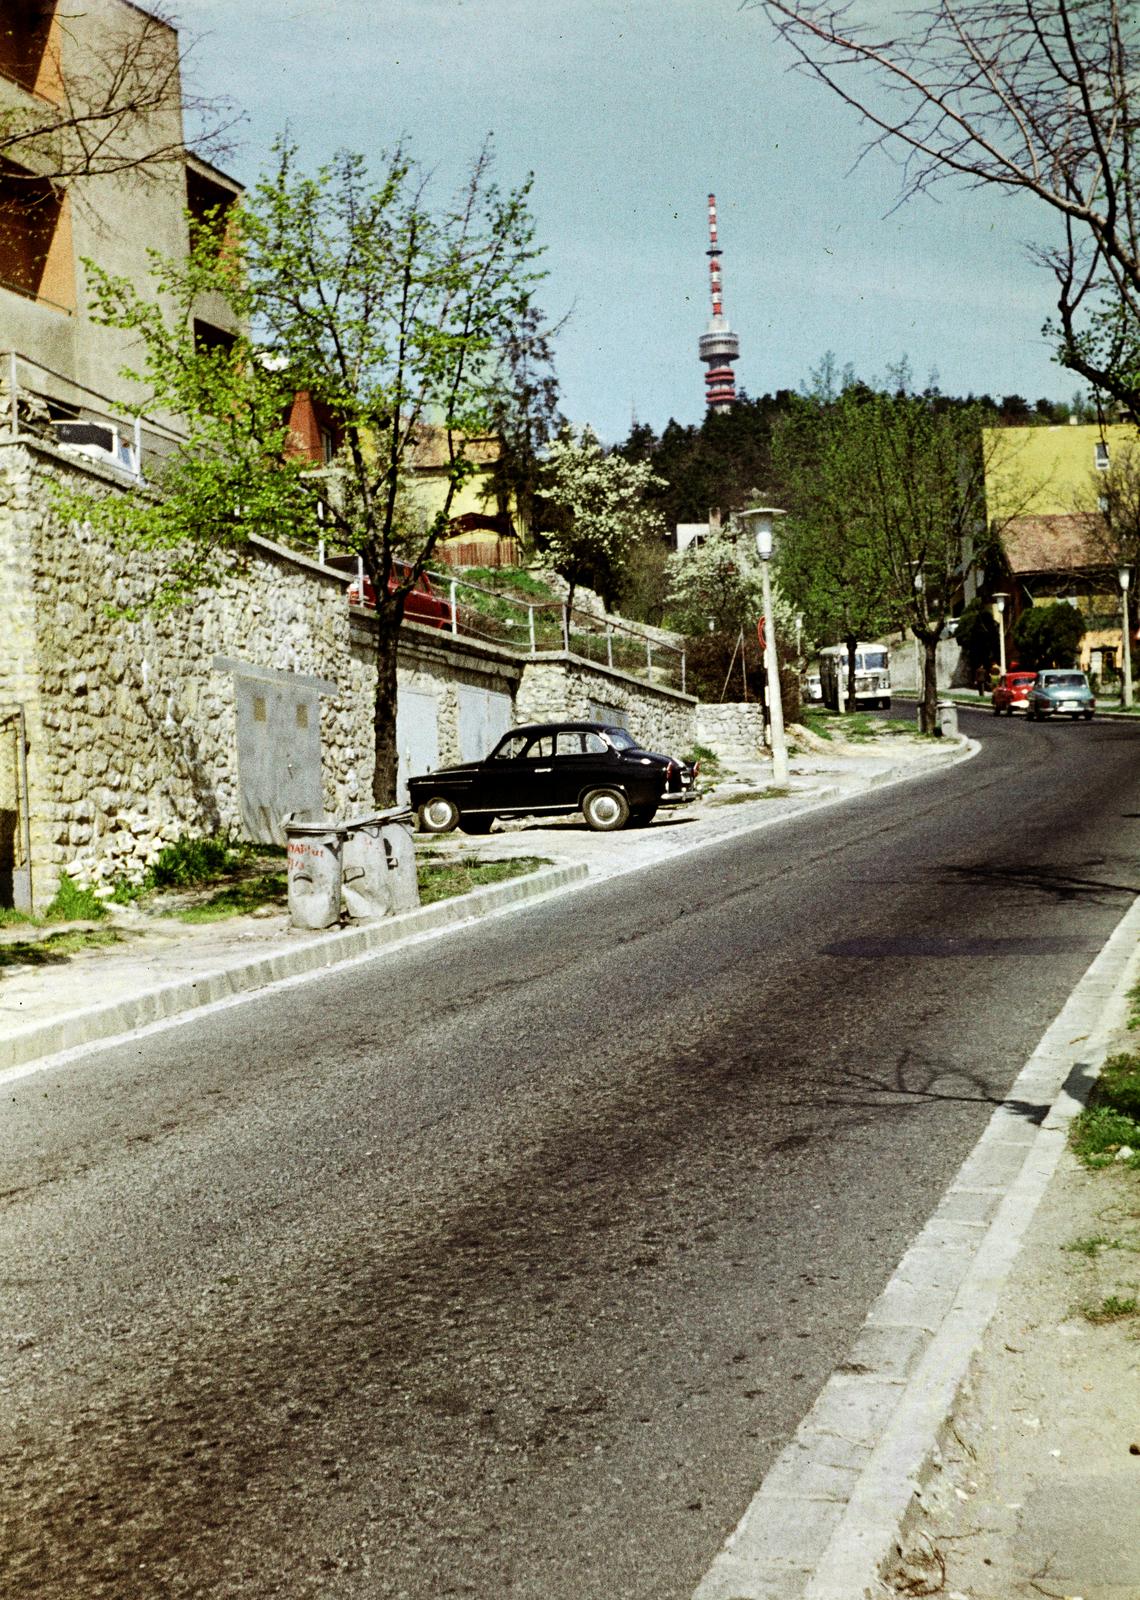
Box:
xmin=409 ymin=721 xmax=698 ymax=834
xmin=1026 ymin=669 xmax=1096 ymax=721
xmin=344 ymin=560 xmax=454 ymax=628
xmin=991 ymin=670 xmax=1037 ymax=715
xmin=804 ymin=672 xmax=823 ymax=703
xmin=818 ymin=642 xmax=891 ymax=710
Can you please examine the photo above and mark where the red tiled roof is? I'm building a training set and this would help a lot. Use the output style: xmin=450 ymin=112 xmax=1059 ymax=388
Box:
xmin=1001 ymin=512 xmax=1109 ymax=576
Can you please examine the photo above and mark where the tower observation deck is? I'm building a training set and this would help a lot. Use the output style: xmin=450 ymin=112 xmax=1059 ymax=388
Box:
xmin=698 ymin=193 xmax=740 ymax=413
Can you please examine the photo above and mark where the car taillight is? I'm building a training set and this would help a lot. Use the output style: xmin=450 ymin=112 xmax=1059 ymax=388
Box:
xmin=693 ymin=760 xmax=700 ymax=777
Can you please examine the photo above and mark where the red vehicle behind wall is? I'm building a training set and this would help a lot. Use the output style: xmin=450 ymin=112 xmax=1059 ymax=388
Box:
xmin=345 ymin=561 xmax=454 ymax=629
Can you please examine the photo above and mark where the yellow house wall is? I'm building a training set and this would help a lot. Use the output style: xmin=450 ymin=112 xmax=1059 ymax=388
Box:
xmin=984 ymin=423 xmax=1140 ymax=520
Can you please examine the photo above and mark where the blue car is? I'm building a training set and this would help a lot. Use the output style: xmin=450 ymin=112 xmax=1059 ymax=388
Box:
xmin=1026 ymin=670 xmax=1096 ymax=721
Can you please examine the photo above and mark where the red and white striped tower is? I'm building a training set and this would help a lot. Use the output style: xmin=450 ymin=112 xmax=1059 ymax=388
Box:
xmin=698 ymin=193 xmax=740 ymax=413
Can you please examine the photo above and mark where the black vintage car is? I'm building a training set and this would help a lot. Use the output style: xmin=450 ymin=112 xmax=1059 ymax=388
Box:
xmin=409 ymin=721 xmax=698 ymax=834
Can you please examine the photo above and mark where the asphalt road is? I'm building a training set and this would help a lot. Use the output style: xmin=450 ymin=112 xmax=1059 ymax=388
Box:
xmin=3 ymin=709 xmax=1139 ymax=1600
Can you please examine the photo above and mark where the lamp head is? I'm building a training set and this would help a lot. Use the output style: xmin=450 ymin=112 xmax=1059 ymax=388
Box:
xmin=1120 ymin=566 xmax=1132 ymax=593
xmin=741 ymin=505 xmax=785 ymax=561
xmin=993 ymin=591 xmax=1008 ymax=615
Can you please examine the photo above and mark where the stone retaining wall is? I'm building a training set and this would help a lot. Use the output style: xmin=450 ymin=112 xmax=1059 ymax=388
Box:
xmin=695 ymin=702 xmax=767 ymax=763
xmin=517 ymin=656 xmax=695 ymax=752
xmin=1 ymin=440 xmax=699 ymax=907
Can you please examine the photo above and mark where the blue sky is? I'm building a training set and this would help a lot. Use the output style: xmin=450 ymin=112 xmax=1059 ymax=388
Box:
xmin=180 ymin=0 xmax=1077 ymax=442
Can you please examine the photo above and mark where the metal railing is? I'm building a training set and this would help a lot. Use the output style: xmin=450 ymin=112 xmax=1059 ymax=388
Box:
xmin=3 ymin=349 xmax=187 ymax=480
xmin=319 ymin=551 xmax=688 ymax=695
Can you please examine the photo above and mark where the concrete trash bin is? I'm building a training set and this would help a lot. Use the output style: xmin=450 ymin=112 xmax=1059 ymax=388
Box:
xmin=937 ymin=699 xmax=959 ymax=739
xmin=339 ymin=809 xmax=419 ymax=920
xmin=284 ymin=818 xmax=343 ymax=930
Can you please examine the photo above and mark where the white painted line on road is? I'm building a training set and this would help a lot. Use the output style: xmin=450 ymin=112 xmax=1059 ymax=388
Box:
xmin=691 ymin=884 xmax=1140 ymax=1600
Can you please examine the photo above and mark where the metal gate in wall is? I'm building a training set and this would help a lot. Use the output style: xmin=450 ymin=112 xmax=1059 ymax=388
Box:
xmin=217 ymin=658 xmax=337 ymax=844
xmin=457 ymin=683 xmax=513 ymax=762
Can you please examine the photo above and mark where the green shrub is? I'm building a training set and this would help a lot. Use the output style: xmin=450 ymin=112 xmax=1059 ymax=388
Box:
xmin=45 ymin=875 xmax=108 ymax=922
xmin=147 ymin=833 xmax=244 ymax=889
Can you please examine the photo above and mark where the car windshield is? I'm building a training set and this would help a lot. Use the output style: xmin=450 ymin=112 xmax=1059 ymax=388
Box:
xmin=860 ymin=650 xmax=888 ymax=670
xmin=602 ymin=728 xmax=637 ymax=750
xmin=1044 ymin=673 xmax=1086 ymax=688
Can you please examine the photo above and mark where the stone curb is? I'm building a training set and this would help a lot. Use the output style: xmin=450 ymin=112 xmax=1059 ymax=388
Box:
xmin=0 ymin=733 xmax=978 ymax=1079
xmin=0 ymin=862 xmax=589 ymax=1077
xmin=691 ymin=886 xmax=1140 ymax=1600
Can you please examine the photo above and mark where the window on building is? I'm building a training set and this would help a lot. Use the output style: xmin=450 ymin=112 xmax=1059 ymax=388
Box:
xmin=193 ymin=319 xmax=236 ymax=357
xmin=0 ymin=1 xmax=57 ymax=98
xmin=185 ymin=160 xmax=239 ymax=257
xmin=0 ymin=158 xmax=72 ymax=306
xmin=1096 ymin=441 xmax=1110 ymax=471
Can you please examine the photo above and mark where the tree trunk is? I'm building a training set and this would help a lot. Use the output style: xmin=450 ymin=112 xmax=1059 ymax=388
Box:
xmin=371 ymin=609 xmax=402 ymax=807
xmin=920 ymin=634 xmax=939 ymax=734
xmin=845 ymin=634 xmax=857 ymax=713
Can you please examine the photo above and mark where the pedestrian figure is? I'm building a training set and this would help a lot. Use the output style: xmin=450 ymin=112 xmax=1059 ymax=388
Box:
xmin=974 ymin=663 xmax=987 ymax=697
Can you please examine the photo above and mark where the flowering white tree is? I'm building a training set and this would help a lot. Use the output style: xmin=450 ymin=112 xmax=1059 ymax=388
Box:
xmin=540 ymin=428 xmax=666 ymax=611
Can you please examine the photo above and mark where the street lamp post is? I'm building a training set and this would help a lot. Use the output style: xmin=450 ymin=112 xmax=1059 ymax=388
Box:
xmin=993 ymin=592 xmax=1009 ymax=677
xmin=741 ymin=506 xmax=788 ymax=788
xmin=1119 ymin=568 xmax=1133 ymax=710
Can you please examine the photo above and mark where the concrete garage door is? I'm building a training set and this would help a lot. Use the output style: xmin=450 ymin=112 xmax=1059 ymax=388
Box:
xmin=457 ymin=684 xmax=513 ymax=763
xmin=396 ymin=688 xmax=439 ymax=805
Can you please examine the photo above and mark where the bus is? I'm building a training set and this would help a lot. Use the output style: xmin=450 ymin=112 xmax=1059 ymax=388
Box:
xmin=818 ymin=642 xmax=891 ymax=711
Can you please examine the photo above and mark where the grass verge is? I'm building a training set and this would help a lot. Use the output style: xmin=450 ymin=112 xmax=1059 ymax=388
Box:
xmin=0 ymin=927 xmax=123 ymax=969
xmin=1070 ymin=1050 xmax=1140 ymax=1169
xmin=708 ymin=787 xmax=790 ymax=806
xmin=416 ymin=856 xmax=548 ymax=906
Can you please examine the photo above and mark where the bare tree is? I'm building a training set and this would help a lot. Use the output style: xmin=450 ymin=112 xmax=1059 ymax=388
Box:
xmin=0 ymin=3 xmax=236 ymax=188
xmin=753 ymin=0 xmax=1140 ymax=416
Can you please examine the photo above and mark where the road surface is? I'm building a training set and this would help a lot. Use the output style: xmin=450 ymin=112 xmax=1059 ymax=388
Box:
xmin=3 ymin=709 xmax=1138 ymax=1598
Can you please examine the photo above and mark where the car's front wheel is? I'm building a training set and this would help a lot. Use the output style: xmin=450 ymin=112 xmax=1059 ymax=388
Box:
xmin=418 ymin=796 xmax=460 ymax=833
xmin=582 ymin=787 xmax=631 ymax=832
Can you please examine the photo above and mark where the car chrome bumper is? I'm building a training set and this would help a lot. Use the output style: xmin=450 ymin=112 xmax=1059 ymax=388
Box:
xmin=660 ymin=790 xmax=698 ymax=807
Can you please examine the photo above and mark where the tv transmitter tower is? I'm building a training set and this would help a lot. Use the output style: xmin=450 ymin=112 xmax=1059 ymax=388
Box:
xmin=698 ymin=194 xmax=740 ymax=413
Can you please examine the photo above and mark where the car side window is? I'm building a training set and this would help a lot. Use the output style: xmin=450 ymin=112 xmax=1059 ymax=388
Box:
xmin=584 ymin=732 xmax=607 ymax=753
xmin=526 ymin=735 xmax=554 ymax=758
xmin=492 ymin=733 xmax=529 ymax=761
xmin=555 ymin=731 xmax=584 ymax=755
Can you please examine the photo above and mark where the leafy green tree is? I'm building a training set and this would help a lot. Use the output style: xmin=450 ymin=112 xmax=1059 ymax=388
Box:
xmin=954 ymin=598 xmax=1000 ymax=681
xmin=1013 ymin=602 xmax=1086 ymax=669
xmin=772 ymin=368 xmax=1004 ymax=728
xmin=665 ymin=525 xmax=799 ymax=708
xmin=771 ymin=388 xmax=900 ymax=710
xmin=538 ymin=427 xmax=666 ymax=611
xmin=67 ymin=138 xmax=546 ymax=805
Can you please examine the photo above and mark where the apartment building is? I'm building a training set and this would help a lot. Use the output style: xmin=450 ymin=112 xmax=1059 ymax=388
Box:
xmin=1 ymin=0 xmax=241 ymax=466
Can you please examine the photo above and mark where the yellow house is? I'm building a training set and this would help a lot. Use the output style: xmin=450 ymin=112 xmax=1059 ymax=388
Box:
xmin=406 ymin=426 xmax=521 ymax=569
xmin=984 ymin=423 xmax=1139 ymax=675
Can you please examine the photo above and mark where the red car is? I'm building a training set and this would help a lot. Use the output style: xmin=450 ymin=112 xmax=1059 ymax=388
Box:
xmin=346 ymin=561 xmax=453 ymax=628
xmin=991 ymin=670 xmax=1037 ymax=715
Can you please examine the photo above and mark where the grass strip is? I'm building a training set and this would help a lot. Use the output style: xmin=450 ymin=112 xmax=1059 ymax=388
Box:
xmin=416 ymin=856 xmax=548 ymax=906
xmin=1070 ymin=1049 xmax=1140 ymax=1169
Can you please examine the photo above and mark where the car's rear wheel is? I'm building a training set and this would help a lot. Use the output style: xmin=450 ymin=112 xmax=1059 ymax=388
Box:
xmin=418 ymin=796 xmax=460 ymax=833
xmin=459 ymin=814 xmax=494 ymax=834
xmin=582 ymin=787 xmax=630 ymax=832
xmin=629 ymin=804 xmax=658 ymax=827
xmin=1084 ymin=711 xmax=1095 ymax=720
xmin=992 ymin=703 xmax=1001 ymax=715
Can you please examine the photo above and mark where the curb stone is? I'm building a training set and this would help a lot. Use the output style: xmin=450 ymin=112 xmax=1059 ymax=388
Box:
xmin=690 ymin=886 xmax=1140 ymax=1600
xmin=0 ymin=863 xmax=588 ymax=1077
